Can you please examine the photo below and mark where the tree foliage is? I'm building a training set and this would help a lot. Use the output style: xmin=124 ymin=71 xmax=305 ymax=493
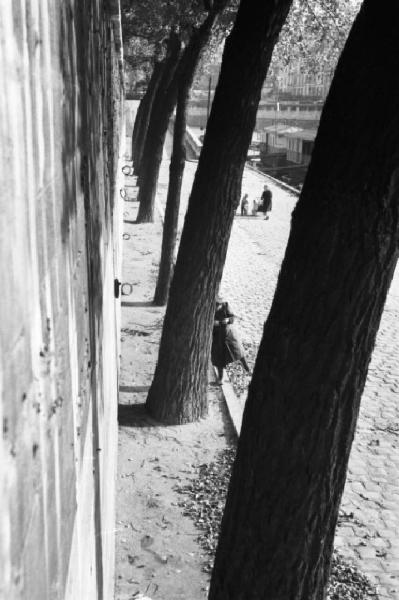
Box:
xmin=122 ymin=0 xmax=207 ymax=42
xmin=195 ymin=0 xmax=362 ymax=90
xmin=271 ymin=0 xmax=361 ymax=75
xmin=121 ymin=0 xmax=208 ymax=93
xmin=122 ymin=0 xmax=238 ymax=94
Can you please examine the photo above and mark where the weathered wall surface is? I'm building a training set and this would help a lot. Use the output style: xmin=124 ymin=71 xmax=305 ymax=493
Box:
xmin=0 ymin=1 xmax=124 ymax=598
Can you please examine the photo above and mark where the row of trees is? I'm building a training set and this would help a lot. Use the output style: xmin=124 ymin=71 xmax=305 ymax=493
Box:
xmin=123 ymin=0 xmax=238 ymax=303
xmin=124 ymin=0 xmax=399 ymax=597
xmin=124 ymin=0 xmax=359 ymax=306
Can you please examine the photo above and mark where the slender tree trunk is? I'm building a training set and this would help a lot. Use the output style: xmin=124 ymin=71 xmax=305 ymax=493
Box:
xmin=146 ymin=0 xmax=293 ymax=422
xmin=209 ymin=2 xmax=399 ymax=599
xmin=131 ymin=98 xmax=144 ymax=163
xmin=136 ymin=35 xmax=182 ymax=223
xmin=132 ymin=59 xmax=164 ymax=173
xmin=153 ymin=7 xmax=226 ymax=305
xmin=153 ymin=86 xmax=186 ymax=305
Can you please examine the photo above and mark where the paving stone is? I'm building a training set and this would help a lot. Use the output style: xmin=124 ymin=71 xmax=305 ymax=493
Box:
xmin=364 ymin=482 xmax=385 ymax=494
xmin=356 ymin=545 xmax=382 ymax=560
xmin=350 ymin=481 xmax=367 ymax=494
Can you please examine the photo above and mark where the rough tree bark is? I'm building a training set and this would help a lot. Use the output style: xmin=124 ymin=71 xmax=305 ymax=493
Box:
xmin=132 ymin=59 xmax=164 ymax=172
xmin=136 ymin=34 xmax=182 ymax=222
xmin=209 ymin=2 xmax=399 ymax=599
xmin=146 ymin=0 xmax=294 ymax=422
xmin=153 ymin=5 xmax=227 ymax=305
xmin=131 ymin=96 xmax=144 ymax=163
xmin=153 ymin=84 xmax=186 ymax=305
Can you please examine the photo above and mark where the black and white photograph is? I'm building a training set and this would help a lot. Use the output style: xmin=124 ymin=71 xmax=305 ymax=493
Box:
xmin=1 ymin=1 xmax=398 ymax=599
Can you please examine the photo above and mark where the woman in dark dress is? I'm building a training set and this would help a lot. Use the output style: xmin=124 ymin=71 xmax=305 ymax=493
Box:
xmin=211 ymin=297 xmax=250 ymax=383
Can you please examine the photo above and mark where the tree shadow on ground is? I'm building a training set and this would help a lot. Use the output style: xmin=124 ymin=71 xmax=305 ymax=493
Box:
xmin=121 ymin=300 xmax=154 ymax=307
xmin=118 ymin=385 xmax=237 ymax=443
xmin=119 ymin=385 xmax=150 ymax=393
xmin=118 ymin=402 xmax=160 ymax=428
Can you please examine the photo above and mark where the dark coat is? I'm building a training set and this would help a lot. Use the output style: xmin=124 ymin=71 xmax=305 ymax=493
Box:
xmin=211 ymin=302 xmax=245 ymax=369
xmin=260 ymin=189 xmax=272 ymax=213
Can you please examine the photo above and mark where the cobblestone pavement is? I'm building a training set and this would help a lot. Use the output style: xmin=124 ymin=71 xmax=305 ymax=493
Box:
xmin=221 ymin=173 xmax=399 ymax=600
xmin=157 ymin=145 xmax=399 ymax=598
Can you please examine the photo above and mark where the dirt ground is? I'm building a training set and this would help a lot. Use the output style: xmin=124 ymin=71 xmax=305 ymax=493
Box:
xmin=114 ymin=182 xmax=235 ymax=600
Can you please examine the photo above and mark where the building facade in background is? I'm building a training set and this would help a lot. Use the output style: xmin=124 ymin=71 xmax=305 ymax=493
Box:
xmin=186 ymin=61 xmax=329 ymax=188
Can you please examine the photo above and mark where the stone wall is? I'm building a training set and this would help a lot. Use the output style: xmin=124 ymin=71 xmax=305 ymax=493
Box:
xmin=0 ymin=1 xmax=124 ymax=598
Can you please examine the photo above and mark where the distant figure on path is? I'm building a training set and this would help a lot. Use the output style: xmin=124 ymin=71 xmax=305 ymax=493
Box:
xmin=211 ymin=296 xmax=250 ymax=383
xmin=240 ymin=193 xmax=249 ymax=216
xmin=252 ymin=198 xmax=259 ymax=215
xmin=260 ymin=184 xmax=272 ymax=219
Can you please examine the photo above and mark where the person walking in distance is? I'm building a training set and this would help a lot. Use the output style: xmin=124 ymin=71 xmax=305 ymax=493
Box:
xmin=260 ymin=184 xmax=272 ymax=219
xmin=240 ymin=193 xmax=249 ymax=216
xmin=211 ymin=295 xmax=250 ymax=384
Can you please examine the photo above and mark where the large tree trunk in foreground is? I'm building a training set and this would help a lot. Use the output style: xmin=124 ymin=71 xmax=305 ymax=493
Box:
xmin=209 ymin=2 xmax=399 ymax=599
xmin=153 ymin=7 xmax=226 ymax=305
xmin=136 ymin=34 xmax=182 ymax=223
xmin=132 ymin=59 xmax=164 ymax=173
xmin=146 ymin=0 xmax=293 ymax=422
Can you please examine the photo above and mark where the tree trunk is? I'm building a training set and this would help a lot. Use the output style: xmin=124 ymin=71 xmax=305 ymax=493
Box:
xmin=146 ymin=0 xmax=293 ymax=422
xmin=209 ymin=2 xmax=399 ymax=599
xmin=136 ymin=35 xmax=182 ymax=223
xmin=153 ymin=7 xmax=226 ymax=305
xmin=131 ymin=97 xmax=144 ymax=164
xmin=153 ymin=86 xmax=186 ymax=305
xmin=132 ymin=59 xmax=164 ymax=173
